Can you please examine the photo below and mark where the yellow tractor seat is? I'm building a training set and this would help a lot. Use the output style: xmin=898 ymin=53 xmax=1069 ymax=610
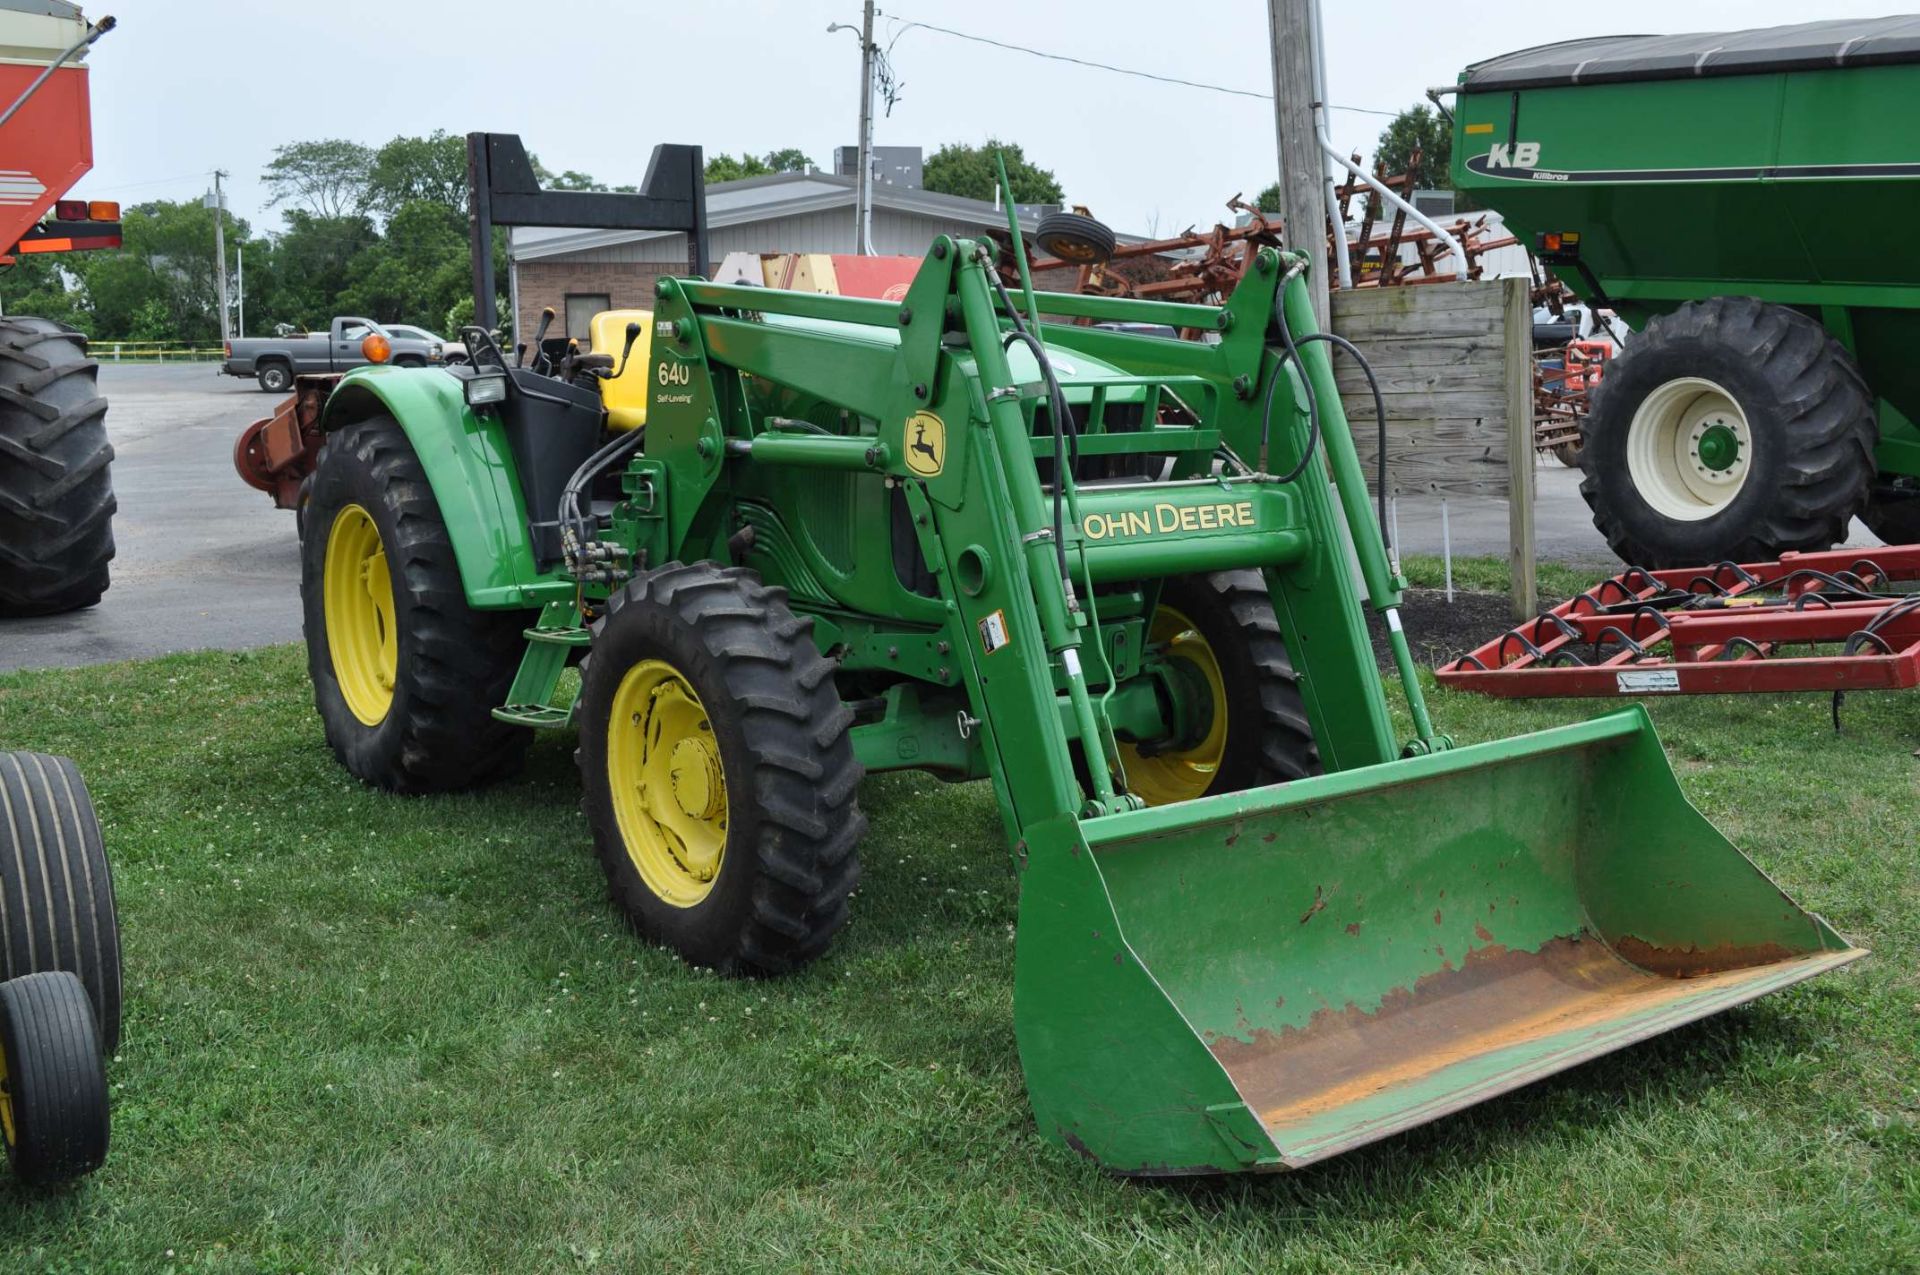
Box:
xmin=588 ymin=309 xmax=654 ymax=432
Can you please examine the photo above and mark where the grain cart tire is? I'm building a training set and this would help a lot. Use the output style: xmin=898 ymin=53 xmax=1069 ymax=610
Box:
xmin=256 ymin=362 xmax=292 ymax=393
xmin=1034 ymin=211 xmax=1116 ymax=266
xmin=1115 ymin=571 xmax=1320 ymax=807
xmin=1552 ymin=440 xmax=1585 ymax=469
xmin=1579 ymin=298 xmax=1876 ymax=567
xmin=0 ymin=971 xmax=109 ymax=1185
xmin=576 ymin=562 xmax=866 ymax=976
xmin=0 ymin=317 xmax=114 ymax=617
xmin=0 ymin=751 xmax=122 ymax=1056
xmin=301 ymin=414 xmax=534 ymax=793
xmin=1861 ymin=481 xmax=1920 ymax=545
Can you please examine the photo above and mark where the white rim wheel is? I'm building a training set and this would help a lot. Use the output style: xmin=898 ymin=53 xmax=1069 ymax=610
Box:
xmin=1626 ymin=376 xmax=1753 ymax=521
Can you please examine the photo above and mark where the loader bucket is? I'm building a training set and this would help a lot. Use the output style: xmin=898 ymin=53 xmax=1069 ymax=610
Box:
xmin=1013 ymin=708 xmax=1863 ymax=1175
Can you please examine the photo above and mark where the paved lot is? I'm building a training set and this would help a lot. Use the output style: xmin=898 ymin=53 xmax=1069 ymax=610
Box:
xmin=2 ymin=365 xmax=301 ymax=673
xmin=0 ymin=365 xmax=1887 ymax=672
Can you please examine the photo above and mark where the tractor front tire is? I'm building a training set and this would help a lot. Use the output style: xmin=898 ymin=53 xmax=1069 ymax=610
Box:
xmin=1579 ymin=298 xmax=1876 ymax=567
xmin=0 ymin=971 xmax=110 ymax=1185
xmin=0 ymin=751 xmax=122 ymax=1056
xmin=577 ymin=562 xmax=866 ymax=976
xmin=0 ymin=317 xmax=115 ymax=617
xmin=301 ymin=414 xmax=534 ymax=793
xmin=1115 ymin=570 xmax=1320 ymax=807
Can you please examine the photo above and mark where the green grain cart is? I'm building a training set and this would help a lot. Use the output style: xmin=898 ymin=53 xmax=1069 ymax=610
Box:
xmin=294 ymin=145 xmax=1863 ymax=1172
xmin=1452 ymin=16 xmax=1920 ymax=565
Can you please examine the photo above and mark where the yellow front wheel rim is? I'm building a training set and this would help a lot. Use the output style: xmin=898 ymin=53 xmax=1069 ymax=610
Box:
xmin=606 ymin=659 xmax=729 ymax=908
xmin=323 ymin=503 xmax=399 ymax=726
xmin=1120 ymin=605 xmax=1229 ymax=807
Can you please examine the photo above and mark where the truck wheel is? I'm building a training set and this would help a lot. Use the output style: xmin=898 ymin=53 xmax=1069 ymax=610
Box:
xmin=257 ymin=362 xmax=292 ymax=393
xmin=301 ymin=414 xmax=534 ymax=793
xmin=1579 ymin=298 xmax=1876 ymax=567
xmin=0 ymin=971 xmax=110 ymax=1185
xmin=1861 ymin=481 xmax=1920 ymax=546
xmin=0 ymin=752 xmax=122 ymax=1055
xmin=1116 ymin=571 xmax=1320 ymax=807
xmin=576 ymin=562 xmax=865 ymax=976
xmin=0 ymin=317 xmax=115 ymax=617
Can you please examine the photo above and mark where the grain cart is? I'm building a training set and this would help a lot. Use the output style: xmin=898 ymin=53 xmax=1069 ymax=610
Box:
xmin=0 ymin=2 xmax=118 ymax=616
xmin=295 ymin=147 xmax=1862 ymax=1173
xmin=1452 ymin=17 xmax=1920 ymax=567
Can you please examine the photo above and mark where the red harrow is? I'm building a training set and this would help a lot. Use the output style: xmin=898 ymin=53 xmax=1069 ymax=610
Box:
xmin=1436 ymin=546 xmax=1920 ymax=699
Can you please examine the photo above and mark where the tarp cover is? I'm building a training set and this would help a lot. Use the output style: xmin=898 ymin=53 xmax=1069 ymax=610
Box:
xmin=1462 ymin=17 xmax=1920 ymax=92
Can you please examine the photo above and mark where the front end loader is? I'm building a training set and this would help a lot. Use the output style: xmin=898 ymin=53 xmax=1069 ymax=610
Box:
xmin=295 ymin=183 xmax=1861 ymax=1172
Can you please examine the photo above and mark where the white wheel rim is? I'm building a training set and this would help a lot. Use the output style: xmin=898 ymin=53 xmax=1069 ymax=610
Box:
xmin=1626 ymin=377 xmax=1752 ymax=521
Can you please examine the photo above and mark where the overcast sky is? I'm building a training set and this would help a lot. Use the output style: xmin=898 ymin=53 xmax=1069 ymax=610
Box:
xmin=68 ymin=0 xmax=1886 ymax=241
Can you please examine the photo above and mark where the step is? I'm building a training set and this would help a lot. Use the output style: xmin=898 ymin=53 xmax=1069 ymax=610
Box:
xmin=524 ymin=626 xmax=592 ymax=647
xmin=491 ymin=703 xmax=573 ymax=728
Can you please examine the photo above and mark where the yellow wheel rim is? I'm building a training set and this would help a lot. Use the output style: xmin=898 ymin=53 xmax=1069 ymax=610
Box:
xmin=1120 ymin=605 xmax=1229 ymax=807
xmin=0 ymin=1037 xmax=14 ymax=1149
xmin=606 ymin=659 xmax=729 ymax=908
xmin=323 ymin=503 xmax=398 ymax=726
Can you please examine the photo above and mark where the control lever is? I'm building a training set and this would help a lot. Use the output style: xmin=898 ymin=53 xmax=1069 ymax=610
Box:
xmin=612 ymin=321 xmax=644 ymax=378
xmin=522 ymin=306 xmax=555 ymax=369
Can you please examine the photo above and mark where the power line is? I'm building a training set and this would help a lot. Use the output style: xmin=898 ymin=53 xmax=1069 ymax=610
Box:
xmin=878 ymin=11 xmax=1404 ymax=116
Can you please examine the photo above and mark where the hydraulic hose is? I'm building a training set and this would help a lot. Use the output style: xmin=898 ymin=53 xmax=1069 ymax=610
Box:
xmin=1261 ymin=295 xmax=1395 ymax=561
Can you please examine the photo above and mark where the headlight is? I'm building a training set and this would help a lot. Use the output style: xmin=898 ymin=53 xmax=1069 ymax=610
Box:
xmin=465 ymin=371 xmax=509 ymax=406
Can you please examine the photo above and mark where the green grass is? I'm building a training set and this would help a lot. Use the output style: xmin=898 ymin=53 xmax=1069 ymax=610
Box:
xmin=1399 ymin=553 xmax=1602 ymax=602
xmin=0 ymin=646 xmax=1915 ymax=1273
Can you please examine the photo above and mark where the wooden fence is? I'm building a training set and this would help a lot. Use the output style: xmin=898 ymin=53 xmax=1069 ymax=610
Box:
xmin=1331 ymin=277 xmax=1535 ymax=617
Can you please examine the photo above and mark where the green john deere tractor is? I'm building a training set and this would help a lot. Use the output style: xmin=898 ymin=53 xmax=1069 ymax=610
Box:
xmin=295 ymin=154 xmax=1861 ymax=1173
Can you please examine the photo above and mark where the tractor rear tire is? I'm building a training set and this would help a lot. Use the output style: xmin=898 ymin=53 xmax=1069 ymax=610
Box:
xmin=576 ymin=562 xmax=866 ymax=976
xmin=1861 ymin=480 xmax=1920 ymax=546
xmin=1114 ymin=571 xmax=1320 ymax=807
xmin=0 ymin=317 xmax=115 ymax=617
xmin=1579 ymin=298 xmax=1876 ymax=568
xmin=0 ymin=751 xmax=122 ymax=1056
xmin=301 ymin=414 xmax=534 ymax=793
xmin=0 ymin=971 xmax=110 ymax=1185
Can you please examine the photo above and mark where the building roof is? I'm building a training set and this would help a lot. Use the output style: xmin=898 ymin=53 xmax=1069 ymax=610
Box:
xmin=511 ymin=169 xmax=1124 ymax=262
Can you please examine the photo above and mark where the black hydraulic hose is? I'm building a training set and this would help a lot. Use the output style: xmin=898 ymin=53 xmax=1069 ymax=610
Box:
xmin=1262 ymin=296 xmax=1394 ymax=559
xmin=984 ymin=266 xmax=1073 ymax=590
xmin=1296 ymin=331 xmax=1391 ymax=563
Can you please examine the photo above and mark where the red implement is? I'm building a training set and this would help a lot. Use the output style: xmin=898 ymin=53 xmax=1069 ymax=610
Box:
xmin=1436 ymin=546 xmax=1920 ymax=698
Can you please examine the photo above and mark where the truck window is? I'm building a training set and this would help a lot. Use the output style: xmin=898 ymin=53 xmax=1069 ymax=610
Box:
xmin=339 ymin=322 xmax=372 ymax=343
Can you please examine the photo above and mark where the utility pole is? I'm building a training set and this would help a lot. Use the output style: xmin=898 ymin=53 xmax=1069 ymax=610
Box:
xmin=235 ymin=245 xmax=244 ymax=339
xmin=855 ymin=0 xmax=875 ymax=255
xmin=1266 ymin=0 xmax=1330 ymax=328
xmin=209 ymin=170 xmax=231 ymax=344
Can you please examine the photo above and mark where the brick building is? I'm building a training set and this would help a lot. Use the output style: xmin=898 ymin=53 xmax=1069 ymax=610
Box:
xmin=508 ymin=158 xmax=1146 ymax=346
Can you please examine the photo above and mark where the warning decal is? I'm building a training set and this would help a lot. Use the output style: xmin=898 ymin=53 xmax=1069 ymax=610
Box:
xmin=978 ymin=609 xmax=1010 ymax=655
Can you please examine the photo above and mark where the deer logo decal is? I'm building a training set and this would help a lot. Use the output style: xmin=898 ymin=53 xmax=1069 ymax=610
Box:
xmin=904 ymin=411 xmax=946 ymax=478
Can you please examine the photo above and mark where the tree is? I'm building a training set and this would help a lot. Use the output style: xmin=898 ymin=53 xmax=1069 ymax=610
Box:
xmin=761 ymin=148 xmax=814 ymax=174
xmin=1255 ymin=182 xmax=1282 ymax=214
xmin=366 ymin=131 xmax=468 ymax=220
xmin=923 ymin=140 xmax=1062 ymax=204
xmin=1374 ymin=105 xmax=1450 ymax=187
xmin=262 ymin=139 xmax=373 ymax=218
xmin=704 ymin=149 xmax=815 ymax=184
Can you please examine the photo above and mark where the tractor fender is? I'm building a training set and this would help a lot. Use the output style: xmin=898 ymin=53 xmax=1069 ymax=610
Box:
xmin=319 ymin=366 xmax=550 ymax=608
